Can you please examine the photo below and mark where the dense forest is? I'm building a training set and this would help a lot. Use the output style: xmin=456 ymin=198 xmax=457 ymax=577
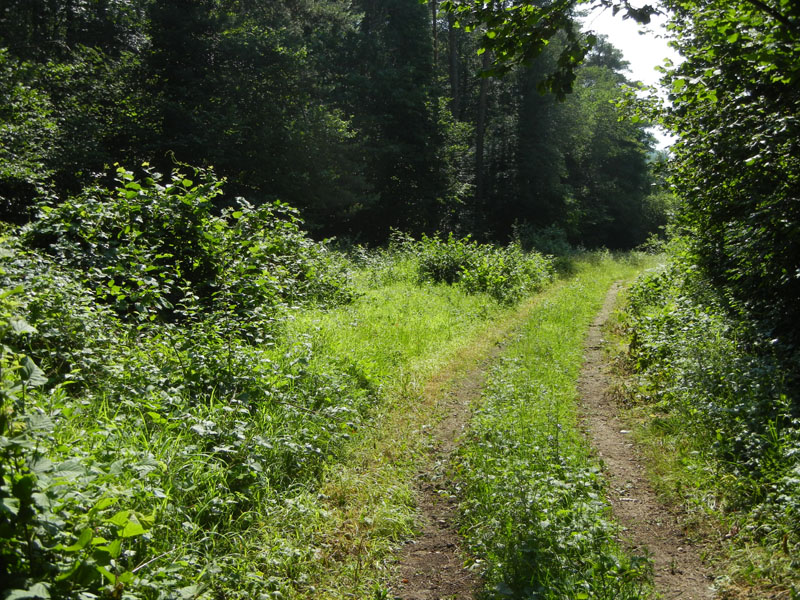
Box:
xmin=1 ymin=0 xmax=799 ymax=598
xmin=0 ymin=0 xmax=666 ymax=248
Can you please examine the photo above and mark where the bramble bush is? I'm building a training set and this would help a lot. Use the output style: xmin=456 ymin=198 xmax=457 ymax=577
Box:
xmin=23 ymin=164 xmax=353 ymax=323
xmin=0 ymin=166 xmax=371 ymax=599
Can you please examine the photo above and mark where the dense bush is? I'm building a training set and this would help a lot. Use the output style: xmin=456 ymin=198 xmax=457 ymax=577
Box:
xmin=416 ymin=233 xmax=553 ymax=303
xmin=0 ymin=167 xmax=370 ymax=598
xmin=0 ymin=49 xmax=58 ymax=223
xmin=657 ymin=0 xmax=800 ymax=347
xmin=23 ymin=165 xmax=353 ymax=324
xmin=625 ymin=255 xmax=800 ymax=542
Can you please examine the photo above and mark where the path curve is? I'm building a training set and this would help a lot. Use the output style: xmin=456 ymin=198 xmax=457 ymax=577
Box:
xmin=578 ymin=282 xmax=716 ymax=600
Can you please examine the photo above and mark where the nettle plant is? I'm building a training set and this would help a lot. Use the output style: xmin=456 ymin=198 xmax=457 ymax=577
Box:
xmin=0 ymin=273 xmax=161 ymax=598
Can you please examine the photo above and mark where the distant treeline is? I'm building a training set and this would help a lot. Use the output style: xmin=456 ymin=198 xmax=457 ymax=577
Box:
xmin=0 ymin=0 xmax=667 ymax=247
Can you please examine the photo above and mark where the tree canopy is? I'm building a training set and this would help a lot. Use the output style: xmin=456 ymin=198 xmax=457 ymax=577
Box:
xmin=0 ymin=0 xmax=662 ymax=248
xmin=446 ymin=0 xmax=799 ymax=340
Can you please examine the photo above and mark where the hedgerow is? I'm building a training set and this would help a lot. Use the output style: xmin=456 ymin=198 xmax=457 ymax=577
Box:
xmin=625 ymin=252 xmax=800 ymax=587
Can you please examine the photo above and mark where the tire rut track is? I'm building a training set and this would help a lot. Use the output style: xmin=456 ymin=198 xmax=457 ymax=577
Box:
xmin=578 ymin=282 xmax=716 ymax=599
xmin=390 ymin=344 xmax=503 ymax=600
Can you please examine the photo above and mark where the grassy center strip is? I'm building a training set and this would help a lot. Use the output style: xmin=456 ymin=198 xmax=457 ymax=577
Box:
xmin=455 ymin=255 xmax=656 ymax=600
xmin=294 ymin=272 xmax=569 ymax=599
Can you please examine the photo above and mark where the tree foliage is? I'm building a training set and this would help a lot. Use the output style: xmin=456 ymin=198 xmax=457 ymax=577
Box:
xmin=659 ymin=0 xmax=800 ymax=343
xmin=0 ymin=0 xmax=659 ymax=247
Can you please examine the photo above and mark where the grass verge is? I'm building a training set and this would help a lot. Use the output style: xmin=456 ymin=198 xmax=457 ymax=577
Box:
xmin=613 ymin=257 xmax=800 ymax=599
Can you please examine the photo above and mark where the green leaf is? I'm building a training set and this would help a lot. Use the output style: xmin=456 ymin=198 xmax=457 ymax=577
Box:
xmin=55 ymin=558 xmax=82 ymax=582
xmin=9 ymin=317 xmax=36 ymax=335
xmin=121 ymin=514 xmax=146 ymax=538
xmin=107 ymin=509 xmax=131 ymax=527
xmin=92 ymin=497 xmax=117 ymax=513
xmin=52 ymin=459 xmax=84 ymax=480
xmin=30 ymin=457 xmax=53 ymax=474
xmin=96 ymin=564 xmax=117 ymax=584
xmin=5 ymin=583 xmax=51 ymax=599
xmin=96 ymin=537 xmax=123 ymax=559
xmin=61 ymin=528 xmax=93 ymax=552
xmin=0 ymin=496 xmax=20 ymax=517
xmin=118 ymin=570 xmax=135 ymax=584
xmin=27 ymin=415 xmax=55 ymax=433
xmin=147 ymin=411 xmax=167 ymax=425
xmin=20 ymin=356 xmax=47 ymax=388
xmin=178 ymin=584 xmax=206 ymax=599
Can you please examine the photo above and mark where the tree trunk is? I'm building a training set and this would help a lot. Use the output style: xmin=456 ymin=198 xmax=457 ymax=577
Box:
xmin=431 ymin=0 xmax=439 ymax=70
xmin=448 ymin=14 xmax=460 ymax=117
xmin=475 ymin=49 xmax=491 ymax=205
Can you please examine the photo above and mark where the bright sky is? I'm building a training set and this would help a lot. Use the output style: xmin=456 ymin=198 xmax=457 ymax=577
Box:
xmin=580 ymin=3 xmax=682 ymax=146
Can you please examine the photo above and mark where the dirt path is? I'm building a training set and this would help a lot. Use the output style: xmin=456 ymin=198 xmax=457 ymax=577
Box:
xmin=390 ymin=280 xmax=715 ymax=600
xmin=578 ymin=282 xmax=716 ymax=600
xmin=390 ymin=345 xmax=502 ymax=600
xmin=387 ymin=287 xmax=568 ymax=600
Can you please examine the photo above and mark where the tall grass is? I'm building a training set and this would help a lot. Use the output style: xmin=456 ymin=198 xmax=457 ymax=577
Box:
xmin=0 ymin=213 xmax=556 ymax=599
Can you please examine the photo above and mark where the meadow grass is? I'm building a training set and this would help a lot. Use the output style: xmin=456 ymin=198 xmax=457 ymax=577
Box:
xmin=2 ymin=246 xmax=660 ymax=599
xmin=277 ymin=253 xmax=539 ymax=598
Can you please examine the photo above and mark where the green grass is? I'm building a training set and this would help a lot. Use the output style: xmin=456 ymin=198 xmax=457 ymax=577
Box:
xmin=456 ymin=253 xmax=658 ymax=600
xmin=0 ymin=242 xmax=547 ymax=599
xmin=278 ymin=254 xmax=549 ymax=598
xmin=289 ymin=255 xmax=507 ymax=390
xmin=2 ymin=243 xmax=663 ymax=600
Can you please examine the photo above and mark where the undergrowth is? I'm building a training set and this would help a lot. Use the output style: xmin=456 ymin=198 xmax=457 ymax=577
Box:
xmin=413 ymin=232 xmax=553 ymax=304
xmin=456 ymin=255 xmax=655 ymax=600
xmin=623 ymin=248 xmax=800 ymax=598
xmin=0 ymin=165 xmax=557 ymax=599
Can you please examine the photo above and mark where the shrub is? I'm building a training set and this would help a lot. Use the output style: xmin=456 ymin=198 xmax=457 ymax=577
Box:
xmin=416 ymin=233 xmax=553 ymax=303
xmin=625 ymin=256 xmax=800 ymax=537
xmin=24 ymin=164 xmax=353 ymax=324
xmin=417 ymin=232 xmax=479 ymax=285
xmin=0 ymin=167 xmax=367 ymax=598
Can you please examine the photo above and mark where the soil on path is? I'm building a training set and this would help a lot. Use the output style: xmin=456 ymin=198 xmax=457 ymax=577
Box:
xmin=578 ymin=282 xmax=716 ymax=600
xmin=391 ymin=281 xmax=715 ymax=600
xmin=390 ymin=344 xmax=504 ymax=600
